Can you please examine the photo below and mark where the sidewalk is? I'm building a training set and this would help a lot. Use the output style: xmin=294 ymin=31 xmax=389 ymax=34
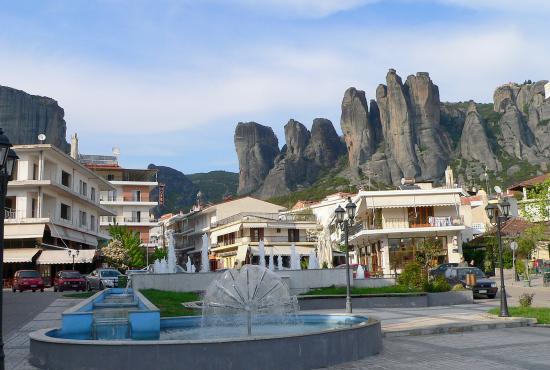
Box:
xmin=5 ymin=298 xmax=80 ymax=370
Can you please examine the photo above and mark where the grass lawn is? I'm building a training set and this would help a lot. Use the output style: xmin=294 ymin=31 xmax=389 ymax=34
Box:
xmin=302 ymin=285 xmax=421 ymax=296
xmin=63 ymin=291 xmax=96 ymax=299
xmin=140 ymin=289 xmax=200 ymax=317
xmin=488 ymin=307 xmax=550 ymax=324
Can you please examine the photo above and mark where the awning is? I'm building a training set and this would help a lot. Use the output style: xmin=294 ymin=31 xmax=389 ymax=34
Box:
xmin=3 ymin=248 xmax=41 ymax=263
xmin=4 ymin=224 xmax=45 ymax=240
xmin=49 ymin=224 xmax=98 ymax=247
xmin=249 ymin=245 xmax=314 ymax=256
xmin=210 ymin=224 xmax=242 ymax=239
xmin=36 ymin=249 xmax=97 ymax=265
xmin=236 ymin=245 xmax=248 ymax=263
xmin=364 ymin=194 xmax=459 ymax=208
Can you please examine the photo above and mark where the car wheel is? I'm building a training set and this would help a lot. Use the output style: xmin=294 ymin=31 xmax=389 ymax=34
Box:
xmin=53 ymin=286 xmax=57 ymax=292
xmin=12 ymin=288 xmax=15 ymax=293
xmin=32 ymin=289 xmax=36 ymax=292
xmin=99 ymin=282 xmax=104 ymax=290
xmin=19 ymin=289 xmax=23 ymax=293
xmin=59 ymin=287 xmax=64 ymax=292
xmin=40 ymin=288 xmax=44 ymax=292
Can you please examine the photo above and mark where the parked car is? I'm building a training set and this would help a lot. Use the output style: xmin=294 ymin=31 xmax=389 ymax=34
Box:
xmin=53 ymin=270 xmax=86 ymax=292
xmin=429 ymin=263 xmax=458 ymax=278
xmin=445 ymin=267 xmax=497 ymax=298
xmin=85 ymin=268 xmax=123 ymax=290
xmin=336 ymin=264 xmax=370 ymax=278
xmin=12 ymin=270 xmax=44 ymax=292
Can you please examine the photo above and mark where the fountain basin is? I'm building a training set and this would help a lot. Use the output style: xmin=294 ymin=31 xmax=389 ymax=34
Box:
xmin=30 ymin=314 xmax=382 ymax=370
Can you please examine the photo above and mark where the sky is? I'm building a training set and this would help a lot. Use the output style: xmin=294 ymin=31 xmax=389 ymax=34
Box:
xmin=1 ymin=0 xmax=549 ymax=174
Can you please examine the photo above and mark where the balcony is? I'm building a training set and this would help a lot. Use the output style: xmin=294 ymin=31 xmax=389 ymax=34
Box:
xmin=346 ymin=215 xmax=464 ymax=241
xmin=5 ymin=208 xmax=24 ymax=220
xmin=100 ymin=216 xmax=158 ymax=225
xmin=213 ymin=212 xmax=317 ymax=228
xmin=214 ymin=235 xmax=316 ymax=249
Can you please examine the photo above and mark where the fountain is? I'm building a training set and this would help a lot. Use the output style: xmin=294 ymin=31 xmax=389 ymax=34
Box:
xmin=356 ymin=264 xmax=366 ymax=280
xmin=290 ymin=243 xmax=300 ymax=270
xmin=167 ymin=230 xmax=177 ymax=273
xmin=201 ymin=265 xmax=298 ymax=336
xmin=277 ymin=254 xmax=283 ymax=270
xmin=258 ymin=239 xmax=266 ymax=268
xmin=268 ymin=247 xmax=274 ymax=271
xmin=307 ymin=249 xmax=319 ymax=270
xmin=185 ymin=256 xmax=196 ymax=273
xmin=200 ymin=233 xmax=210 ymax=273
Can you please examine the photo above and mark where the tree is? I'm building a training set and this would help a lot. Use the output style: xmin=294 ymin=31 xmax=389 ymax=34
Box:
xmin=101 ymin=240 xmax=129 ymax=269
xmin=517 ymin=225 xmax=547 ymax=259
xmin=415 ymin=237 xmax=444 ymax=277
xmin=107 ymin=223 xmax=145 ymax=268
xmin=523 ymin=178 xmax=550 ymax=222
xmin=151 ymin=248 xmax=167 ymax=263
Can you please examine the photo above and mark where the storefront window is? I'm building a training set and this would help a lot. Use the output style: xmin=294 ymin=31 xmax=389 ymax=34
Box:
xmin=388 ymin=236 xmax=448 ymax=271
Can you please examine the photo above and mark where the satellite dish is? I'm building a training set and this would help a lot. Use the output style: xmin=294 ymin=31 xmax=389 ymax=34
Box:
xmin=494 ymin=185 xmax=502 ymax=194
xmin=400 ymin=178 xmax=406 ymax=185
xmin=38 ymin=134 xmax=46 ymax=143
xmin=112 ymin=147 xmax=121 ymax=156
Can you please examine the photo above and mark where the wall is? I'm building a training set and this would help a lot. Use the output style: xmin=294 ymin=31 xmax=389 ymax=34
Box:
xmin=131 ymin=269 xmax=352 ymax=295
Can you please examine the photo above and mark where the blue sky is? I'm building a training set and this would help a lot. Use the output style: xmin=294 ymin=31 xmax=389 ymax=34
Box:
xmin=1 ymin=0 xmax=548 ymax=174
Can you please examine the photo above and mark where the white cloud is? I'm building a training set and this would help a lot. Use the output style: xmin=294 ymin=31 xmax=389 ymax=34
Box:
xmin=436 ymin=0 xmax=550 ymax=13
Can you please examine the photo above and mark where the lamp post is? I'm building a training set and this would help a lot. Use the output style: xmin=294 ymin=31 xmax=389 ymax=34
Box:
xmin=0 ymin=129 xmax=18 ymax=370
xmin=335 ymin=197 xmax=357 ymax=314
xmin=485 ymin=197 xmax=511 ymax=317
xmin=68 ymin=249 xmax=80 ymax=270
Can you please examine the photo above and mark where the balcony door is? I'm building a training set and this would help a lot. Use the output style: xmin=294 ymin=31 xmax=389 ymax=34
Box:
xmin=408 ymin=206 xmax=434 ymax=227
xmin=250 ymin=228 xmax=264 ymax=242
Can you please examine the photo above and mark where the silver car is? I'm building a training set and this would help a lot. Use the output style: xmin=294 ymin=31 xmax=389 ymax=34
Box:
xmin=86 ymin=268 xmax=122 ymax=290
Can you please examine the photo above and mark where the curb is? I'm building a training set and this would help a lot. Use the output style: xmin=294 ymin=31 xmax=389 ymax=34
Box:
xmin=383 ymin=317 xmax=536 ymax=337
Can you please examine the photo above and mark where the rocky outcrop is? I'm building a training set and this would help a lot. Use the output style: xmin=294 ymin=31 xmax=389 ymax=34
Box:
xmin=0 ymin=85 xmax=69 ymax=151
xmin=235 ymin=122 xmax=280 ymax=195
xmin=306 ymin=118 xmax=345 ymax=167
xmin=340 ymin=88 xmax=377 ymax=169
xmin=459 ymin=102 xmax=500 ymax=171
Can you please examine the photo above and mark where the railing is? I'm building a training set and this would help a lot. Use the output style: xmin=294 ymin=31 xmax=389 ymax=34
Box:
xmin=5 ymin=208 xmax=24 ymax=220
xmin=215 ymin=235 xmax=316 ymax=247
xmin=213 ymin=212 xmax=316 ymax=228
xmin=100 ymin=195 xmax=151 ymax=202
xmin=100 ymin=216 xmax=158 ymax=224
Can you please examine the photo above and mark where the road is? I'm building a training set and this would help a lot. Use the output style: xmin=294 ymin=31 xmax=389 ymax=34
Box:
xmin=2 ymin=289 xmax=61 ymax=338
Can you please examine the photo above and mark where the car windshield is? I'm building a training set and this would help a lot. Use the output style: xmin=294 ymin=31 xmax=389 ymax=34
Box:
xmin=457 ymin=268 xmax=485 ymax=279
xmin=20 ymin=271 xmax=40 ymax=278
xmin=61 ymin=271 xmax=82 ymax=278
xmin=100 ymin=270 xmax=121 ymax=277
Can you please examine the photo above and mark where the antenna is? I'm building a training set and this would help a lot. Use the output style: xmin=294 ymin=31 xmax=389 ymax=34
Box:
xmin=112 ymin=147 xmax=121 ymax=157
xmin=38 ymin=134 xmax=46 ymax=143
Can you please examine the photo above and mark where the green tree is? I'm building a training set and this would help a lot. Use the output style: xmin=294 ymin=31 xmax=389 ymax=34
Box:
xmin=107 ymin=223 xmax=145 ymax=268
xmin=151 ymin=248 xmax=167 ymax=263
xmin=415 ymin=237 xmax=444 ymax=277
xmin=101 ymin=240 xmax=129 ymax=269
xmin=517 ymin=225 xmax=547 ymax=259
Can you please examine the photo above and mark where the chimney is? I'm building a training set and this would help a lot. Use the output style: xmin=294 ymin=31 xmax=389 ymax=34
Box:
xmin=70 ymin=133 xmax=79 ymax=160
xmin=445 ymin=166 xmax=454 ymax=188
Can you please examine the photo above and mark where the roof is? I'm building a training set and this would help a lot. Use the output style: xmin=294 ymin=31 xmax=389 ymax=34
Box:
xmin=508 ymin=173 xmax=550 ymax=191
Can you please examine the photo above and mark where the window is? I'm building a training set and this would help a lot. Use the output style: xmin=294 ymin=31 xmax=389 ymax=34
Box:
xmin=106 ymin=174 xmax=114 ymax=181
xmin=61 ymin=171 xmax=71 ymax=187
xmin=60 ymin=203 xmax=71 ymax=221
xmin=79 ymin=211 xmax=87 ymax=227
xmin=131 ymin=211 xmax=141 ymax=222
xmin=31 ymin=198 xmax=37 ymax=218
xmin=408 ymin=206 xmax=434 ymax=227
xmin=91 ymin=187 xmax=96 ymax=201
xmin=132 ymin=190 xmax=141 ymax=201
xmin=250 ymin=228 xmax=264 ymax=242
xmin=217 ymin=232 xmax=236 ymax=246
xmin=32 ymin=164 xmax=38 ymax=180
xmin=288 ymin=229 xmax=300 ymax=242
xmin=90 ymin=215 xmax=96 ymax=231
xmin=79 ymin=180 xmax=87 ymax=196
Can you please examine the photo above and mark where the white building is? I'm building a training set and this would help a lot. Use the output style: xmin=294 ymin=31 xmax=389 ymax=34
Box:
xmin=545 ymin=81 xmax=550 ymax=100
xmin=4 ymin=144 xmax=115 ymax=281
xmin=332 ymin=182 xmax=466 ymax=276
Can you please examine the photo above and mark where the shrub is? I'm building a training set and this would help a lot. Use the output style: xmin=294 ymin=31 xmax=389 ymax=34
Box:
xmin=423 ymin=275 xmax=452 ymax=293
xmin=397 ymin=262 xmax=425 ymax=290
xmin=519 ymin=293 xmax=535 ymax=308
xmin=452 ymin=283 xmax=466 ymax=291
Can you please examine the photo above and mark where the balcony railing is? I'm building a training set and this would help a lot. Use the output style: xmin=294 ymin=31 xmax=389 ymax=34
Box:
xmin=5 ymin=208 xmax=23 ymax=220
xmin=345 ymin=215 xmax=464 ymax=240
xmin=214 ymin=235 xmax=316 ymax=248
xmin=100 ymin=216 xmax=158 ymax=224
xmin=213 ymin=212 xmax=316 ymax=228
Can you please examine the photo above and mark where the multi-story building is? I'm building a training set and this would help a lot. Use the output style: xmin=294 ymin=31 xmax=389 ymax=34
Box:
xmin=159 ymin=197 xmax=287 ymax=270
xmin=210 ymin=211 xmax=319 ymax=269
xmin=341 ymin=181 xmax=466 ymax=276
xmin=79 ymin=153 xmax=159 ymax=250
xmin=4 ymin=144 xmax=115 ymax=281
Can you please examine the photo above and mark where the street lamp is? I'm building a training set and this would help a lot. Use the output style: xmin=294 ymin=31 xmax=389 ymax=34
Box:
xmin=335 ymin=197 xmax=356 ymax=313
xmin=68 ymin=249 xmax=80 ymax=270
xmin=485 ymin=197 xmax=511 ymax=317
xmin=0 ymin=129 xmax=18 ymax=370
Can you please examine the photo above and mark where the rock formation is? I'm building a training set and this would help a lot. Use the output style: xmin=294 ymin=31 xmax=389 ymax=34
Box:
xmin=235 ymin=122 xmax=280 ymax=195
xmin=0 ymin=85 xmax=69 ymax=151
xmin=459 ymin=102 xmax=500 ymax=172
